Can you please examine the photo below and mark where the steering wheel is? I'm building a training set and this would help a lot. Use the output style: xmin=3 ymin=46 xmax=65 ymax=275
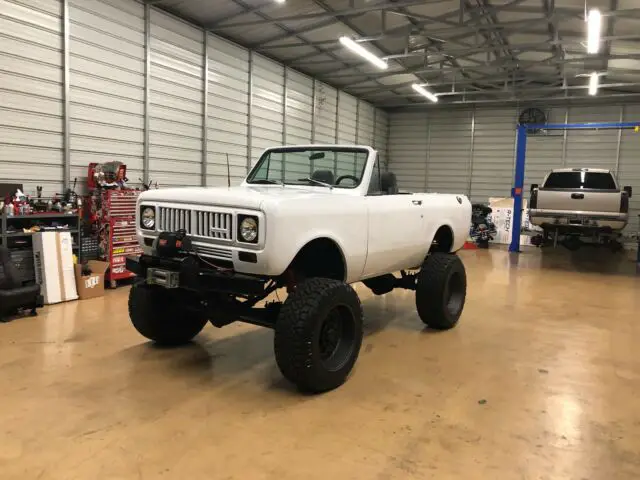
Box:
xmin=335 ymin=174 xmax=359 ymax=185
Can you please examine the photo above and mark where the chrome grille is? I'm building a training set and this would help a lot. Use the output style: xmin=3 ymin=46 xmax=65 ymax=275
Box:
xmin=194 ymin=244 xmax=233 ymax=259
xmin=158 ymin=207 xmax=191 ymax=233
xmin=157 ymin=207 xmax=233 ymax=241
xmin=194 ymin=211 xmax=233 ymax=240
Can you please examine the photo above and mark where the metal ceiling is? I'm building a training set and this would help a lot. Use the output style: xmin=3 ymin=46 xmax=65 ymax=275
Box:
xmin=149 ymin=0 xmax=640 ymax=108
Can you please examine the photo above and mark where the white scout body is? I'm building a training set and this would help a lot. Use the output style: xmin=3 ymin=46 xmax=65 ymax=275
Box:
xmin=136 ymin=145 xmax=471 ymax=283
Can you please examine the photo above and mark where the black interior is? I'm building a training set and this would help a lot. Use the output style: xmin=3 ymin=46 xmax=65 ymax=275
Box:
xmin=380 ymin=172 xmax=399 ymax=195
xmin=309 ymin=168 xmax=406 ymax=196
xmin=0 ymin=246 xmax=42 ymax=321
xmin=311 ymin=169 xmax=335 ymax=185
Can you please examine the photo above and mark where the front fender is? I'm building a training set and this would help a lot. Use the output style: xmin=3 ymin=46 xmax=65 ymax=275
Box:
xmin=280 ymin=232 xmax=350 ymax=280
xmin=261 ymin=196 xmax=369 ymax=282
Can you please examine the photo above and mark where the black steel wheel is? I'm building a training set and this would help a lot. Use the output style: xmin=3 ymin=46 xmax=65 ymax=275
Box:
xmin=128 ymin=283 xmax=207 ymax=346
xmin=562 ymin=236 xmax=582 ymax=251
xmin=274 ymin=278 xmax=363 ymax=393
xmin=415 ymin=253 xmax=467 ymax=330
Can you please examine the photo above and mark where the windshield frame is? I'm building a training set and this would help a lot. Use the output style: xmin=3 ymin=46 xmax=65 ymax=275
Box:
xmin=245 ymin=146 xmax=371 ymax=189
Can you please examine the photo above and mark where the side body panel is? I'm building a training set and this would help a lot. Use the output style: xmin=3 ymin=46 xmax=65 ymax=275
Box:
xmin=361 ymin=193 xmax=471 ymax=280
xmin=413 ymin=192 xmax=471 ymax=254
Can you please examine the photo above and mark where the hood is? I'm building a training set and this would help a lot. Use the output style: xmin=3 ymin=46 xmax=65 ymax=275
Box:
xmin=138 ymin=185 xmax=336 ymax=209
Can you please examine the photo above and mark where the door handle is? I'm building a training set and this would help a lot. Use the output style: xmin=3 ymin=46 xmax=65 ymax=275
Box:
xmin=412 ymin=200 xmax=422 ymax=205
xmin=571 ymin=193 xmax=584 ymax=199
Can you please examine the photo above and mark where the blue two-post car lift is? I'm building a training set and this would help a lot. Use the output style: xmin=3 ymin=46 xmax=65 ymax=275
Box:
xmin=509 ymin=121 xmax=640 ymax=258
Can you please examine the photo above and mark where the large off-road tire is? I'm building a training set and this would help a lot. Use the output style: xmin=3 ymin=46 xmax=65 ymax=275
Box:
xmin=415 ymin=253 xmax=466 ymax=330
xmin=562 ymin=236 xmax=582 ymax=251
xmin=274 ymin=278 xmax=363 ymax=393
xmin=128 ymin=283 xmax=207 ymax=346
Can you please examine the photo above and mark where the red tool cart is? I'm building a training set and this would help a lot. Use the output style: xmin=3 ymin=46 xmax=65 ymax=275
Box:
xmin=98 ymin=189 xmax=141 ymax=288
xmin=87 ymin=161 xmax=150 ymax=287
xmin=94 ymin=188 xmax=141 ymax=288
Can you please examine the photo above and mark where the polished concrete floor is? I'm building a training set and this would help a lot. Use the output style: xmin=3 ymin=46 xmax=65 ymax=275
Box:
xmin=1 ymin=248 xmax=640 ymax=479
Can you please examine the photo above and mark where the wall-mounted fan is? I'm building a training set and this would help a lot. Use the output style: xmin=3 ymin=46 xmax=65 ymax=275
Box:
xmin=518 ymin=107 xmax=547 ymax=134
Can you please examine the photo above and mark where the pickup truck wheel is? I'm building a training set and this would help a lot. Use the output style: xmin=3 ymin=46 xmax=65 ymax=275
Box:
xmin=415 ymin=253 xmax=466 ymax=330
xmin=274 ymin=278 xmax=363 ymax=393
xmin=128 ymin=283 xmax=207 ymax=346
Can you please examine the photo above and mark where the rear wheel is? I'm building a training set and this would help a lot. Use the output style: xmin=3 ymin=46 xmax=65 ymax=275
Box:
xmin=128 ymin=283 xmax=207 ymax=346
xmin=562 ymin=236 xmax=582 ymax=251
xmin=415 ymin=253 xmax=467 ymax=330
xmin=274 ymin=278 xmax=363 ymax=393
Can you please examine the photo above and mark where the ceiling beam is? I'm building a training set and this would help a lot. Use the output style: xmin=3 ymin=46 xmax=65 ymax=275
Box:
xmin=208 ymin=0 xmax=431 ymax=29
xmin=328 ymin=51 xmax=640 ymax=89
xmin=604 ymin=0 xmax=619 ymax=78
xmin=282 ymin=6 xmax=559 ymax=64
xmin=206 ymin=0 xmax=274 ymax=27
xmin=224 ymin=0 xmax=397 ymax=94
xmin=254 ymin=3 xmax=470 ymax=52
xmin=542 ymin=0 xmax=565 ymax=83
xmin=379 ymin=92 xmax=640 ymax=108
xmin=304 ymin=0 xmax=423 ymax=94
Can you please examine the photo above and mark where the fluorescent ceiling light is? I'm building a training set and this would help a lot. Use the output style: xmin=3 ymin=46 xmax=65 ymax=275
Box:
xmin=588 ymin=72 xmax=599 ymax=95
xmin=587 ymin=8 xmax=601 ymax=54
xmin=339 ymin=36 xmax=388 ymax=70
xmin=412 ymin=83 xmax=438 ymax=103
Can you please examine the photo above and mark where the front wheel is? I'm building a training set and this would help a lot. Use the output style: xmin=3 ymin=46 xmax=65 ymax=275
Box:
xmin=128 ymin=283 xmax=207 ymax=346
xmin=415 ymin=253 xmax=467 ymax=330
xmin=274 ymin=278 xmax=363 ymax=393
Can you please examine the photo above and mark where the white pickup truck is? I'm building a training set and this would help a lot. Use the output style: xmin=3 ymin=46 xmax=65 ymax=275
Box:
xmin=126 ymin=145 xmax=471 ymax=393
xmin=529 ymin=167 xmax=632 ymax=250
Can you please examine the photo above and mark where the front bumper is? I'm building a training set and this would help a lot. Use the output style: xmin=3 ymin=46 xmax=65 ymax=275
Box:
xmin=126 ymin=255 xmax=268 ymax=296
xmin=138 ymin=233 xmax=273 ymax=276
xmin=529 ymin=209 xmax=628 ymax=231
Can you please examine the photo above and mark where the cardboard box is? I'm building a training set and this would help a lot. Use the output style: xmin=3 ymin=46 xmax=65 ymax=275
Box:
xmin=75 ymin=260 xmax=109 ymax=300
xmin=487 ymin=197 xmax=541 ymax=246
xmin=32 ymin=231 xmax=79 ymax=304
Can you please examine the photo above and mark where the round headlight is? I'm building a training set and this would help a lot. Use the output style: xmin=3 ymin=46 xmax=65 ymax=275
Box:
xmin=240 ymin=217 xmax=258 ymax=242
xmin=141 ymin=207 xmax=155 ymax=229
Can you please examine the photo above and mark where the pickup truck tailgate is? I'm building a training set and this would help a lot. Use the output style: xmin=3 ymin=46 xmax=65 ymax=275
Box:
xmin=537 ymin=189 xmax=621 ymax=213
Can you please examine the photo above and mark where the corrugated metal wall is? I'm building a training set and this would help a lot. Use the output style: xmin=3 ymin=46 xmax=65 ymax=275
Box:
xmin=0 ymin=0 xmax=389 ymax=195
xmin=388 ymin=111 xmax=428 ymax=191
xmin=149 ymin=8 xmax=204 ymax=187
xmin=69 ymin=0 xmax=145 ymax=190
xmin=207 ymin=34 xmax=249 ymax=185
xmin=313 ymin=82 xmax=338 ymax=144
xmin=427 ymin=110 xmax=473 ymax=195
xmin=388 ymin=105 xmax=640 ymax=236
xmin=0 ymin=0 xmax=64 ymax=196
xmin=250 ymin=54 xmax=284 ymax=165
xmin=285 ymin=70 xmax=313 ymax=145
xmin=373 ymin=109 xmax=389 ymax=168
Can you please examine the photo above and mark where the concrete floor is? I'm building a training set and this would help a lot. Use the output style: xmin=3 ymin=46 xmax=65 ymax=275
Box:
xmin=1 ymin=248 xmax=640 ymax=479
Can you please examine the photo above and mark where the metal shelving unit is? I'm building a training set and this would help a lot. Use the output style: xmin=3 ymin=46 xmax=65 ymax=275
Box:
xmin=1 ymin=211 xmax=82 ymax=260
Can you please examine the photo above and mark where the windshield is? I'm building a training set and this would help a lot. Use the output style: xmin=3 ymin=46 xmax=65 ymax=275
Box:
xmin=543 ymin=171 xmax=617 ymax=190
xmin=246 ymin=147 xmax=369 ymax=188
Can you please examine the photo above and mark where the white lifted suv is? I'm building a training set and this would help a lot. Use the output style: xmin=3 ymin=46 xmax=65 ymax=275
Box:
xmin=127 ymin=145 xmax=472 ymax=393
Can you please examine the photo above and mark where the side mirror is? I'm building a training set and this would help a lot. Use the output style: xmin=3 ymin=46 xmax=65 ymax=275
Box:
xmin=624 ymin=186 xmax=632 ymax=198
xmin=530 ymin=183 xmax=538 ymax=193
